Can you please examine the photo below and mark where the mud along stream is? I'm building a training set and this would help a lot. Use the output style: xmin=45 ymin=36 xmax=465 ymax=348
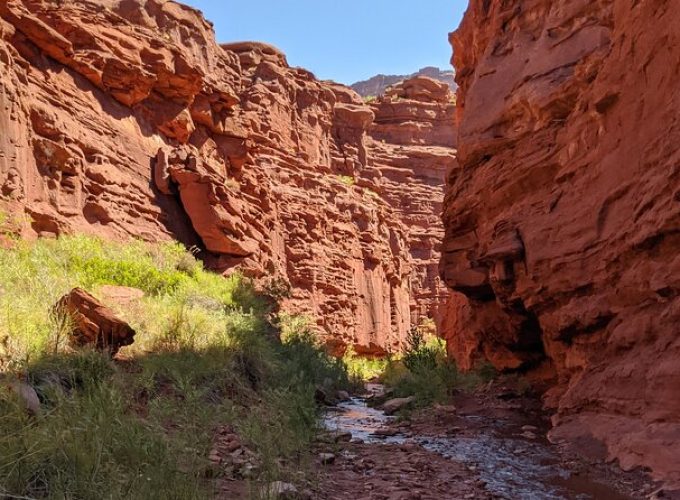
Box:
xmin=314 ymin=384 xmax=656 ymax=500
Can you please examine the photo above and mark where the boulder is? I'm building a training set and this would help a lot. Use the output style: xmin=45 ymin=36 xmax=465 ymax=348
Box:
xmin=6 ymin=380 xmax=41 ymax=415
xmin=55 ymin=288 xmax=136 ymax=355
xmin=336 ymin=390 xmax=351 ymax=401
xmin=333 ymin=431 xmax=353 ymax=443
xmin=314 ymin=386 xmax=331 ymax=406
xmin=381 ymin=396 xmax=416 ymax=415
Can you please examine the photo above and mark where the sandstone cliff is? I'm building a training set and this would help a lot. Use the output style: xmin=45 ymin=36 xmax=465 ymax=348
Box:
xmin=442 ymin=0 xmax=680 ymax=484
xmin=0 ymin=0 xmax=455 ymax=356
xmin=351 ymin=66 xmax=457 ymax=98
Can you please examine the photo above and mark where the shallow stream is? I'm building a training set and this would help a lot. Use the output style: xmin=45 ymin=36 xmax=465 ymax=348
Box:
xmin=323 ymin=385 xmax=633 ymax=500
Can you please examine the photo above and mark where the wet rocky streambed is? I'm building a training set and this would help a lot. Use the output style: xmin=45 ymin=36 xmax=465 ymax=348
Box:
xmin=319 ymin=384 xmax=657 ymax=500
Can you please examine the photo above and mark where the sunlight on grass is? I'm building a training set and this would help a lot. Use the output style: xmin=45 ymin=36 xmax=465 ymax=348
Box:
xmin=0 ymin=233 xmax=351 ymax=499
xmin=343 ymin=347 xmax=388 ymax=381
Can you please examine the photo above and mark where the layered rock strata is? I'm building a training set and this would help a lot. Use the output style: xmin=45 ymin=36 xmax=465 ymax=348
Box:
xmin=367 ymin=77 xmax=456 ymax=333
xmin=441 ymin=0 xmax=680 ymax=484
xmin=0 ymin=0 xmax=455 ymax=356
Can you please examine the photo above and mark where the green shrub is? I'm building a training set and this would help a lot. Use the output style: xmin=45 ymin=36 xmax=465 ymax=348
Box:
xmin=278 ymin=328 xmax=350 ymax=395
xmin=402 ymin=327 xmax=440 ymax=374
xmin=343 ymin=347 xmax=387 ymax=382
xmin=382 ymin=327 xmax=495 ymax=408
xmin=0 ymin=348 xmax=209 ymax=499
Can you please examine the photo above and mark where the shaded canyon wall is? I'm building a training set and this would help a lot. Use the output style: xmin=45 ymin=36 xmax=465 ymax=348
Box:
xmin=441 ymin=0 xmax=679 ymax=484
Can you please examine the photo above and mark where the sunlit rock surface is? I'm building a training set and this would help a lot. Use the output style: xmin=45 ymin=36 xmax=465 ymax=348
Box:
xmin=0 ymin=0 xmax=455 ymax=356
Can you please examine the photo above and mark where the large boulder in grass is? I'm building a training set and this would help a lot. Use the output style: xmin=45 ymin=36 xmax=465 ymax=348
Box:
xmin=6 ymin=380 xmax=41 ymax=415
xmin=55 ymin=288 xmax=136 ymax=355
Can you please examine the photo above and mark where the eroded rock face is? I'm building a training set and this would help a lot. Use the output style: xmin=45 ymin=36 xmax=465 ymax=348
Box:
xmin=0 ymin=0 xmax=455 ymax=356
xmin=367 ymin=78 xmax=457 ymax=335
xmin=442 ymin=0 xmax=680 ymax=484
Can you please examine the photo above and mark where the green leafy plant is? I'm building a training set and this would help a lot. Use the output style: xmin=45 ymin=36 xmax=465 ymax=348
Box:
xmin=342 ymin=347 xmax=388 ymax=382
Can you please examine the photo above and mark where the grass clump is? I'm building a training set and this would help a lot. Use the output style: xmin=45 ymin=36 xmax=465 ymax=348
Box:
xmin=0 ymin=234 xmax=351 ymax=499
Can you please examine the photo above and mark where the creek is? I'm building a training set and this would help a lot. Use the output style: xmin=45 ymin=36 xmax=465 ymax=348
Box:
xmin=323 ymin=384 xmax=634 ymax=500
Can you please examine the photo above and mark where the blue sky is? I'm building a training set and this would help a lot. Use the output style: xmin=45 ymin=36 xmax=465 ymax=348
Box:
xmin=182 ymin=1 xmax=468 ymax=84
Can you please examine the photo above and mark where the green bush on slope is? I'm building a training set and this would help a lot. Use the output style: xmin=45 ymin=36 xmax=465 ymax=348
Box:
xmin=0 ymin=234 xmax=349 ymax=499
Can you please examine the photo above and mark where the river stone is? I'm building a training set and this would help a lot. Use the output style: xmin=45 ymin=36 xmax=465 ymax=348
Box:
xmin=334 ymin=431 xmax=352 ymax=443
xmin=314 ymin=387 xmax=333 ymax=406
xmin=373 ymin=428 xmax=399 ymax=437
xmin=381 ymin=396 xmax=415 ymax=415
xmin=7 ymin=380 xmax=41 ymax=415
xmin=265 ymin=481 xmax=301 ymax=499
xmin=319 ymin=452 xmax=336 ymax=465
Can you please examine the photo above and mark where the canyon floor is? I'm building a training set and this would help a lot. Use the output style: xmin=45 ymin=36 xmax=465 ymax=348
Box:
xmin=0 ymin=0 xmax=678 ymax=497
xmin=219 ymin=382 xmax=664 ymax=500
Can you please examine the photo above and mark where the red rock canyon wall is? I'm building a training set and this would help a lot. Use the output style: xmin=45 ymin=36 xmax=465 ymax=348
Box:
xmin=0 ymin=0 xmax=455 ymax=356
xmin=442 ymin=0 xmax=679 ymax=484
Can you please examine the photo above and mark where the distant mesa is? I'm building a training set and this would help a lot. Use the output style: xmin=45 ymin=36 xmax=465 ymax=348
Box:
xmin=350 ymin=66 xmax=456 ymax=98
